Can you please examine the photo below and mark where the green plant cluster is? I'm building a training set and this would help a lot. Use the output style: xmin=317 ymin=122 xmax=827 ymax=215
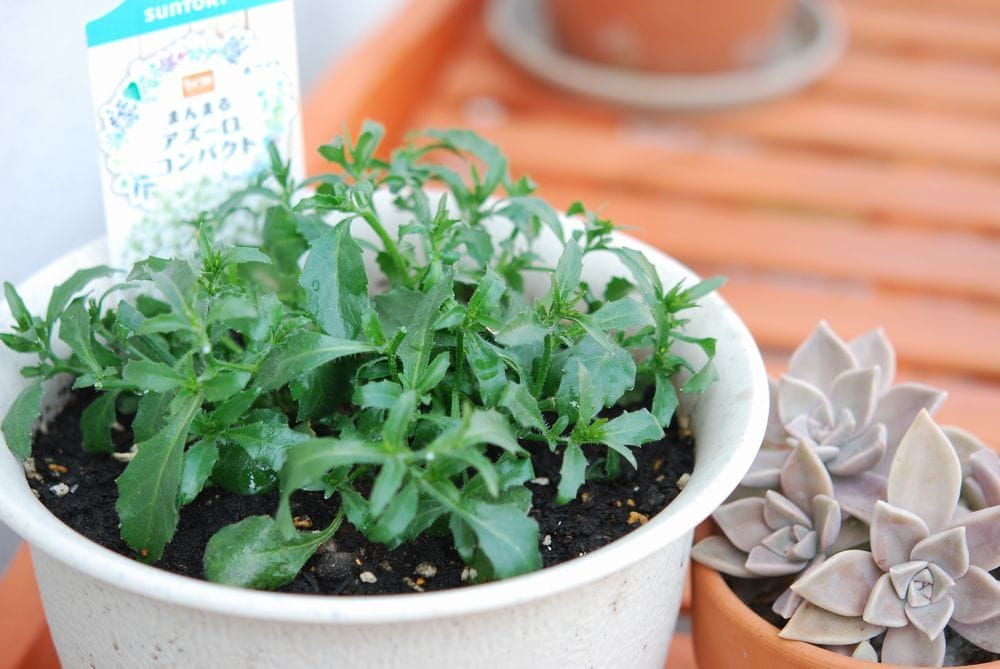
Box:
xmin=1 ymin=123 xmax=721 ymax=589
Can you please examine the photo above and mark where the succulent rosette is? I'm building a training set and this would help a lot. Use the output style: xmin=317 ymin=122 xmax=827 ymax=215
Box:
xmin=944 ymin=426 xmax=1000 ymax=512
xmin=780 ymin=411 xmax=1000 ymax=666
xmin=743 ymin=322 xmax=945 ymax=521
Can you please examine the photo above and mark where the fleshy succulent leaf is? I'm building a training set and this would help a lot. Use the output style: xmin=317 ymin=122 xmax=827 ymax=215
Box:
xmin=870 ymin=501 xmax=929 ymax=571
xmin=881 ymin=624 xmax=946 ymax=666
xmin=780 ymin=602 xmax=884 ymax=645
xmin=786 ymin=321 xmax=857 ymax=393
xmin=791 ymin=549 xmax=882 ymax=617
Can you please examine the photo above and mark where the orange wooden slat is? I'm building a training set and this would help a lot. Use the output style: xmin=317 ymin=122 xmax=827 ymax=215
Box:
xmin=433 ymin=36 xmax=1000 ymax=170
xmin=413 ymin=109 xmax=1000 ymax=234
xmin=863 ymin=0 xmax=1000 ymax=17
xmin=303 ymin=0 xmax=477 ymax=175
xmin=0 ymin=546 xmax=59 ymax=669
xmin=537 ymin=183 xmax=1000 ymax=303
xmin=845 ymin=0 xmax=1000 ymax=61
xmin=826 ymin=52 xmax=1000 ymax=115
xmin=707 ymin=271 xmax=1000 ymax=380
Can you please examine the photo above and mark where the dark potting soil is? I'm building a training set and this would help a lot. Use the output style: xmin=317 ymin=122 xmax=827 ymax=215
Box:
xmin=25 ymin=388 xmax=693 ymax=596
xmin=724 ymin=568 xmax=1000 ymax=666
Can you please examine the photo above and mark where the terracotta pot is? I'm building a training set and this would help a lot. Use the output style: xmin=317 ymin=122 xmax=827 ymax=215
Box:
xmin=691 ymin=559 xmax=1000 ymax=669
xmin=545 ymin=0 xmax=797 ymax=73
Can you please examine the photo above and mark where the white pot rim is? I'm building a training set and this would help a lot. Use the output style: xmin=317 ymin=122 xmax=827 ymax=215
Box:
xmin=0 ymin=232 xmax=768 ymax=625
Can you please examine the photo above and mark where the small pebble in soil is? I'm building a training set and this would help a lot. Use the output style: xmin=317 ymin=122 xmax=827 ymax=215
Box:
xmin=414 ymin=562 xmax=437 ymax=579
xmin=49 ymin=483 xmax=70 ymax=497
xmin=359 ymin=571 xmax=377 ymax=584
xmin=461 ymin=566 xmax=478 ymax=583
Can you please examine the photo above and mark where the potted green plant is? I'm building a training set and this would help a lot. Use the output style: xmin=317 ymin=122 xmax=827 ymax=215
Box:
xmin=0 ymin=124 xmax=769 ymax=667
xmin=692 ymin=323 xmax=1000 ymax=667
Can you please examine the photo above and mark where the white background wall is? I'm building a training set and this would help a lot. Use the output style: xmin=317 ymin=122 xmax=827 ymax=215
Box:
xmin=0 ymin=0 xmax=404 ymax=574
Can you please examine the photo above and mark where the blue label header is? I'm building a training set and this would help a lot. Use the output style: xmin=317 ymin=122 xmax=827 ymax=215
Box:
xmin=87 ymin=0 xmax=284 ymax=47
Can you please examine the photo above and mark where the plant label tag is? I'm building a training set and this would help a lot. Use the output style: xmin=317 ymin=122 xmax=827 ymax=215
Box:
xmin=86 ymin=0 xmax=305 ymax=265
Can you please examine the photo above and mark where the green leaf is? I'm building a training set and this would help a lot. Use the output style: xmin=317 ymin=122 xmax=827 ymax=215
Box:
xmin=132 ymin=391 xmax=173 ymax=443
xmin=594 ymin=409 xmax=664 ymax=468
xmin=682 ymin=275 xmax=726 ymax=302
xmin=611 ymin=248 xmax=662 ymax=309
xmin=256 ymin=332 xmax=377 ymax=391
xmin=123 ymin=359 xmax=188 ymax=393
xmin=352 ymin=120 xmax=386 ymax=171
xmin=340 ymin=487 xmax=373 ymax=533
xmin=556 ymin=442 xmax=587 ymax=505
xmin=462 ymin=410 xmax=524 ymax=455
xmin=80 ymin=391 xmax=120 ymax=454
xmin=416 ymin=351 xmax=450 ymax=394
xmin=204 ymin=514 xmax=338 ymax=590
xmin=497 ymin=196 xmax=564 ymax=243
xmin=201 ymin=371 xmax=250 ymax=403
xmin=556 ymin=336 xmax=635 ymax=419
xmin=46 ymin=266 xmax=116 ymax=327
xmin=652 ymin=372 xmax=679 ymax=426
xmin=604 ymin=276 xmax=633 ymax=302
xmin=135 ymin=313 xmax=191 ymax=335
xmin=368 ymin=480 xmax=418 ymax=543
xmin=1 ymin=381 xmax=43 ymax=459
xmin=589 ymin=298 xmax=653 ymax=332
xmin=398 ymin=270 xmax=453 ymax=386
xmin=220 ymin=246 xmax=273 ymax=268
xmin=425 ymin=129 xmax=508 ymax=196
xmin=58 ymin=299 xmax=105 ymax=376
xmin=553 ymin=239 xmax=582 ymax=306
xmin=383 ymin=389 xmax=417 ymax=447
xmin=369 ymin=459 xmax=407 ymax=517
xmin=352 ymin=380 xmax=402 ymax=410
xmin=278 ymin=439 xmax=389 ymax=536
xmin=206 ymin=388 xmax=260 ymax=431
xmin=500 ymin=382 xmax=548 ymax=435
xmin=3 ymin=282 xmax=31 ymax=330
xmin=212 ymin=423 xmax=310 ymax=495
xmin=464 ymin=332 xmax=507 ymax=407
xmin=373 ymin=285 xmax=424 ymax=336
xmin=300 ymin=221 xmax=371 ymax=339
xmin=464 ymin=501 xmax=541 ymax=579
xmin=179 ymin=439 xmax=219 ymax=505
xmin=116 ymin=392 xmax=202 ymax=562
xmin=206 ymin=296 xmax=257 ymax=324
xmin=134 ymin=260 xmax=198 ymax=318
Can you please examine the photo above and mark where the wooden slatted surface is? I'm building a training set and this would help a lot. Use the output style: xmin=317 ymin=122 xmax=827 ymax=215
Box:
xmin=305 ymin=0 xmax=1000 ymax=450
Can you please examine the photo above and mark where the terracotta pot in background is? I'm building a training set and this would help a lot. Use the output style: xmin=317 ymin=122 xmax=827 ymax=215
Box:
xmin=545 ymin=0 xmax=797 ymax=73
xmin=691 ymin=559 xmax=1000 ymax=669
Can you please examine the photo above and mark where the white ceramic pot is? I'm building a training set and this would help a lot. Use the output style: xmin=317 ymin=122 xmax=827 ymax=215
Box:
xmin=0 ymin=209 xmax=768 ymax=668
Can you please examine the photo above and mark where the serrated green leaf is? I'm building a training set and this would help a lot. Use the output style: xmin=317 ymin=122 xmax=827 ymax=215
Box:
xmin=352 ymin=380 xmax=402 ymax=410
xmin=206 ymin=388 xmax=259 ymax=431
xmin=497 ymin=196 xmax=564 ymax=243
xmin=301 ymin=221 xmax=371 ymax=339
xmin=201 ymin=371 xmax=250 ymax=403
xmin=116 ymin=392 xmax=201 ymax=562
xmin=1 ymin=381 xmax=43 ymax=459
xmin=213 ymin=422 xmax=310 ymax=495
xmin=369 ymin=459 xmax=407 ymax=517
xmin=340 ymin=487 xmax=372 ymax=533
xmin=416 ymin=351 xmax=450 ymax=394
xmin=425 ymin=129 xmax=507 ymax=197
xmin=464 ymin=501 xmax=541 ymax=579
xmin=80 ymin=391 xmax=120 ymax=454
xmin=278 ymin=438 xmax=389 ymax=536
xmin=383 ymin=389 xmax=417 ymax=447
xmin=556 ymin=336 xmax=635 ymax=420
xmin=221 ymin=246 xmax=273 ymax=268
xmin=681 ymin=275 xmax=726 ymax=302
xmin=464 ymin=332 xmax=507 ymax=406
xmin=204 ymin=514 xmax=338 ymax=590
xmin=398 ymin=270 xmax=453 ymax=386
xmin=368 ymin=480 xmax=418 ymax=544
xmin=58 ymin=299 xmax=105 ymax=376
xmin=653 ymin=372 xmax=679 ymax=427
xmin=3 ymin=282 xmax=31 ymax=330
xmin=179 ymin=439 xmax=219 ymax=505
xmin=123 ymin=359 xmax=189 ymax=393
xmin=593 ymin=409 xmax=664 ymax=468
xmin=256 ymin=332 xmax=377 ymax=391
xmin=132 ymin=391 xmax=173 ymax=443
xmin=553 ymin=239 xmax=582 ymax=306
xmin=500 ymin=382 xmax=548 ymax=435
xmin=206 ymin=296 xmax=257 ymax=324
xmin=589 ymin=298 xmax=653 ymax=332
xmin=135 ymin=312 xmax=191 ymax=335
xmin=0 ymin=333 xmax=38 ymax=354
xmin=611 ymin=248 xmax=662 ymax=309
xmin=556 ymin=442 xmax=587 ymax=505
xmin=603 ymin=276 xmax=633 ymax=302
xmin=46 ymin=266 xmax=115 ymax=327
xmin=495 ymin=310 xmax=546 ymax=348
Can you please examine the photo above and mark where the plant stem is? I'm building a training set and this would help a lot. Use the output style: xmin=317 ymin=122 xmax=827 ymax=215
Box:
xmin=533 ymin=333 xmax=554 ymax=397
xmin=360 ymin=208 xmax=411 ymax=288
xmin=452 ymin=329 xmax=465 ymax=417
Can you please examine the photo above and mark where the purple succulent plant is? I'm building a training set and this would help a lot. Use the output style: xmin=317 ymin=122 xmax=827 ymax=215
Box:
xmin=779 ymin=411 xmax=1000 ymax=666
xmin=944 ymin=426 xmax=1000 ymax=513
xmin=743 ymin=322 xmax=945 ymax=522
